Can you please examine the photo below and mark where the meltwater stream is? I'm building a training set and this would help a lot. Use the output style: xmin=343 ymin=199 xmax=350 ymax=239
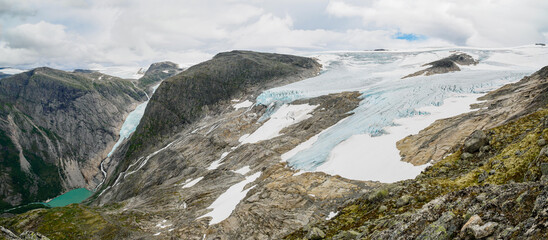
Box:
xmin=95 ymin=84 xmax=161 ymax=190
xmin=257 ymin=46 xmax=548 ymax=182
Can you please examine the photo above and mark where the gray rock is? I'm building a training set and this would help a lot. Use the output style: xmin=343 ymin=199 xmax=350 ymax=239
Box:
xmin=20 ymin=231 xmax=50 ymax=240
xmin=478 ymin=171 xmax=489 ymax=183
xmin=464 ymin=130 xmax=488 ymax=153
xmin=307 ymin=227 xmax=326 ymax=240
xmin=461 ymin=215 xmax=498 ymax=239
xmin=378 ymin=205 xmax=388 ymax=213
xmin=461 ymin=152 xmax=474 ymax=160
xmin=417 ymin=211 xmax=459 ymax=240
xmin=1 ymin=226 xmax=20 ymax=239
xmin=537 ymin=138 xmax=546 ymax=146
xmin=396 ymin=195 xmax=412 ymax=207
xmin=540 ymin=163 xmax=548 ymax=176
xmin=332 ymin=230 xmax=360 ymax=240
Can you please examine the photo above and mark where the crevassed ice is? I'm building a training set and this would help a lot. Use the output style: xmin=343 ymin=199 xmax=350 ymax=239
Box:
xmin=107 ymin=83 xmax=161 ymax=157
xmin=256 ymin=46 xmax=548 ymax=181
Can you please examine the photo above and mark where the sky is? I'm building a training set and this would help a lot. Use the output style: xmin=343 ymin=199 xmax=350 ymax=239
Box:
xmin=0 ymin=0 xmax=547 ymax=71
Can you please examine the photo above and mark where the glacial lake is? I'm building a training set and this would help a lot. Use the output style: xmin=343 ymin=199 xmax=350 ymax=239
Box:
xmin=46 ymin=188 xmax=93 ymax=207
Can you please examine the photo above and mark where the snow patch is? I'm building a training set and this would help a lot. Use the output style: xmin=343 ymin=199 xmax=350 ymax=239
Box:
xmin=156 ymin=220 xmax=172 ymax=229
xmin=326 ymin=211 xmax=339 ymax=220
xmin=239 ymin=104 xmax=317 ymax=144
xmin=233 ymin=100 xmax=253 ymax=109
xmin=182 ymin=177 xmax=204 ymax=189
xmin=233 ymin=166 xmax=251 ymax=175
xmin=207 ymin=152 xmax=229 ymax=170
xmin=200 ymin=171 xmax=261 ymax=225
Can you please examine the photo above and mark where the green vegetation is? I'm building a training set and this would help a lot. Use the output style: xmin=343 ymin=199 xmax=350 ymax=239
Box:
xmin=0 ymin=204 xmax=137 ymax=240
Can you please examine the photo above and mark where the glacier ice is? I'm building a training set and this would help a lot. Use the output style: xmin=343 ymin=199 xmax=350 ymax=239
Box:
xmin=256 ymin=46 xmax=548 ymax=181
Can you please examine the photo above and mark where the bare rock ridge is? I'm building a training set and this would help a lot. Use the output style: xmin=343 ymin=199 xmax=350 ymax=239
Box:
xmin=402 ymin=53 xmax=478 ymax=79
xmin=0 ymin=63 xmax=175 ymax=211
xmin=398 ymin=65 xmax=548 ymax=165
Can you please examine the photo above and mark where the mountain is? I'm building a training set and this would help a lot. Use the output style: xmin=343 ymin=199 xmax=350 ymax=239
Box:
xmin=136 ymin=61 xmax=184 ymax=95
xmin=0 ymin=68 xmax=147 ymax=210
xmin=1 ymin=48 xmax=548 ymax=239
xmin=0 ymin=61 xmax=179 ymax=211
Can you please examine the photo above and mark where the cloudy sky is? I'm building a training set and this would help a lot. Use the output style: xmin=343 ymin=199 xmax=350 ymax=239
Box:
xmin=1 ymin=0 xmax=547 ymax=71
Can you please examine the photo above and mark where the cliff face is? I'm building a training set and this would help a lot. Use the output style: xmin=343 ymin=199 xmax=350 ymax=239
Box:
xmin=0 ymin=68 xmax=147 ymax=209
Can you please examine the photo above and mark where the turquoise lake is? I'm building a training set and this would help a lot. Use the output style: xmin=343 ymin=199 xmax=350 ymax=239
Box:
xmin=46 ymin=188 xmax=93 ymax=207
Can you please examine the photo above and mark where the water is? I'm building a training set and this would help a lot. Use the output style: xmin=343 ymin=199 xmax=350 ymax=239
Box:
xmin=256 ymin=46 xmax=548 ymax=174
xmin=46 ymin=188 xmax=93 ymax=207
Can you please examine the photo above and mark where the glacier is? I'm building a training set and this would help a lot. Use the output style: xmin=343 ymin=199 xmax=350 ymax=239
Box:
xmin=256 ymin=46 xmax=548 ymax=182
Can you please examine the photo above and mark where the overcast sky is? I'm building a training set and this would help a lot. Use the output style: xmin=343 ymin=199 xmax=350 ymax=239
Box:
xmin=1 ymin=0 xmax=547 ymax=70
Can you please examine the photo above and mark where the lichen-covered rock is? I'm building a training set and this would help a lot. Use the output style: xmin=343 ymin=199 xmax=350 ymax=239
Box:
xmin=306 ymin=227 xmax=326 ymax=240
xmin=417 ymin=211 xmax=459 ymax=240
xmin=460 ymin=215 xmax=498 ymax=239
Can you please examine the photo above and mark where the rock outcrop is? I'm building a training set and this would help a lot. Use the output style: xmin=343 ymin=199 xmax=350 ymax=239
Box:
xmin=402 ymin=53 xmax=478 ymax=79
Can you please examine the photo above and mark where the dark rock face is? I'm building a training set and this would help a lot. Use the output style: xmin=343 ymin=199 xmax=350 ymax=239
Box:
xmin=402 ymin=53 xmax=478 ymax=79
xmin=126 ymin=50 xmax=320 ymax=159
xmin=0 ymin=68 xmax=146 ymax=209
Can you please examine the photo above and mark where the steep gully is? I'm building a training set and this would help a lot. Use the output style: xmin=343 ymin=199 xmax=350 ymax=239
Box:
xmin=95 ymin=83 xmax=161 ymax=192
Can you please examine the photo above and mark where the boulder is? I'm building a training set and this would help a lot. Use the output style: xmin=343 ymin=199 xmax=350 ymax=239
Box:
xmin=464 ymin=130 xmax=488 ymax=153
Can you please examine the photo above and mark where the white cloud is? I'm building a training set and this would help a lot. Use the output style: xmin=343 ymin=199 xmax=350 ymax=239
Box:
xmin=326 ymin=0 xmax=548 ymax=47
xmin=0 ymin=0 xmax=546 ymax=71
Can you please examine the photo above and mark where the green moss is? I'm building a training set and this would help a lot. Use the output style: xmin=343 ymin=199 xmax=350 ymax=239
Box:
xmin=0 ymin=204 xmax=137 ymax=240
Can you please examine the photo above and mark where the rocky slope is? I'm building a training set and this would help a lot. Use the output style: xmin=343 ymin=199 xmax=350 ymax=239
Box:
xmin=402 ymin=53 xmax=478 ymax=79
